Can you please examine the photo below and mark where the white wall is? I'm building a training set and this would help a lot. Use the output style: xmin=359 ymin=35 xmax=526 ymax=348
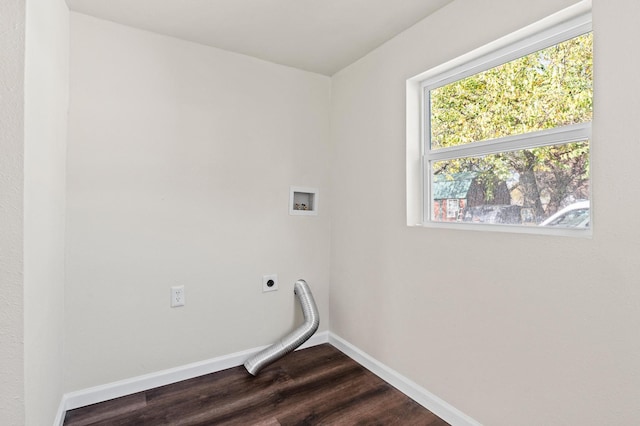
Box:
xmin=65 ymin=13 xmax=332 ymax=391
xmin=23 ymin=0 xmax=69 ymax=424
xmin=0 ymin=0 xmax=25 ymax=424
xmin=330 ymin=0 xmax=640 ymax=424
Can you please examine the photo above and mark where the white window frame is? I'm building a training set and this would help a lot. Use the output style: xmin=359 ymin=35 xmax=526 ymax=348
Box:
xmin=419 ymin=10 xmax=592 ymax=236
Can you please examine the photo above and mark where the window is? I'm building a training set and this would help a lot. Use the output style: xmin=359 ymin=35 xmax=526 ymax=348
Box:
xmin=420 ymin=13 xmax=592 ymax=232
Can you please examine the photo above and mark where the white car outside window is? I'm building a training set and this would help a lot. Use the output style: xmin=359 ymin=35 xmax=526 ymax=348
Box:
xmin=539 ymin=201 xmax=590 ymax=228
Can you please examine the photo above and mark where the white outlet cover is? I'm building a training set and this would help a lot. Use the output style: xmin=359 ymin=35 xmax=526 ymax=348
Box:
xmin=262 ymin=274 xmax=278 ymax=292
xmin=171 ymin=285 xmax=185 ymax=307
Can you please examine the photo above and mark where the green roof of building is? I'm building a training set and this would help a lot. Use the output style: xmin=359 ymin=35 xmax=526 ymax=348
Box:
xmin=432 ymin=172 xmax=477 ymax=200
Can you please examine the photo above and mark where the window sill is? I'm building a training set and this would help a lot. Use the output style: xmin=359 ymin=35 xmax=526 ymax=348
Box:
xmin=411 ymin=221 xmax=592 ymax=238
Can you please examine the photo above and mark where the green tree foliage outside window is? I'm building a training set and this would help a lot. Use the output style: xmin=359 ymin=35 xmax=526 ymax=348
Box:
xmin=429 ymin=32 xmax=593 ymax=224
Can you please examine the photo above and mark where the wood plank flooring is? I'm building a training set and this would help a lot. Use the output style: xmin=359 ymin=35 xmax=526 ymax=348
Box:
xmin=64 ymin=344 xmax=449 ymax=425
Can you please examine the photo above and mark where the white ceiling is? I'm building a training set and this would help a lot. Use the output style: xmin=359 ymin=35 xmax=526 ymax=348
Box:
xmin=65 ymin=0 xmax=452 ymax=75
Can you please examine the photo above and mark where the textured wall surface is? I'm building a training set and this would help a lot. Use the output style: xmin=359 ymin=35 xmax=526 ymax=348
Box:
xmin=330 ymin=0 xmax=640 ymax=424
xmin=0 ymin=0 xmax=25 ymax=424
xmin=23 ymin=0 xmax=69 ymax=424
xmin=65 ymin=13 xmax=332 ymax=391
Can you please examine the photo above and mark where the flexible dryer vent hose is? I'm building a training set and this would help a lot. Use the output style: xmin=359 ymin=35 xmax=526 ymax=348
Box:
xmin=244 ymin=279 xmax=319 ymax=375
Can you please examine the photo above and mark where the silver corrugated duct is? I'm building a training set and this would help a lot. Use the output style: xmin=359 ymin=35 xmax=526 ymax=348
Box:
xmin=244 ymin=279 xmax=319 ymax=376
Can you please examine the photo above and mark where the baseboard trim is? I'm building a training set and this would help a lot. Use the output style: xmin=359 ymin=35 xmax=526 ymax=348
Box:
xmin=56 ymin=331 xmax=329 ymax=424
xmin=54 ymin=398 xmax=67 ymax=426
xmin=328 ymin=333 xmax=481 ymax=426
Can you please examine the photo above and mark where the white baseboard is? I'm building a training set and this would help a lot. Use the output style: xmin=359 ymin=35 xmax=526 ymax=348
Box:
xmin=56 ymin=331 xmax=479 ymax=426
xmin=56 ymin=331 xmax=329 ymax=425
xmin=53 ymin=399 xmax=67 ymax=426
xmin=329 ymin=333 xmax=481 ymax=426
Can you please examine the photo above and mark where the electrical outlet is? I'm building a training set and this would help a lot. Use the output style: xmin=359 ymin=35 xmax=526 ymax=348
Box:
xmin=262 ymin=274 xmax=278 ymax=292
xmin=171 ymin=285 xmax=185 ymax=307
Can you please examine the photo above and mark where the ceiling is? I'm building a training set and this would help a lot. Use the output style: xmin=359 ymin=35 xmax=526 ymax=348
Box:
xmin=65 ymin=0 xmax=452 ymax=75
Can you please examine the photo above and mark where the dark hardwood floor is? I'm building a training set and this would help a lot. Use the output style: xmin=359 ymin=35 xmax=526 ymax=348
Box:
xmin=64 ymin=344 xmax=449 ymax=425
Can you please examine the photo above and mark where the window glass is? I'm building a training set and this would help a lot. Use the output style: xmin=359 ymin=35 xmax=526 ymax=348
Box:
xmin=424 ymin=30 xmax=592 ymax=230
xmin=431 ymin=141 xmax=589 ymax=226
xmin=430 ymin=33 xmax=593 ymax=150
